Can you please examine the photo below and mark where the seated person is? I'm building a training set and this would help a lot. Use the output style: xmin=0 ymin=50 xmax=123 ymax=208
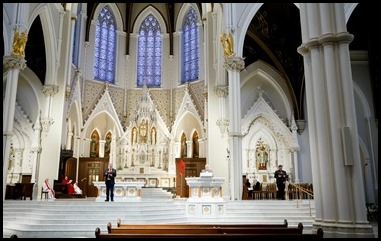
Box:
xmin=245 ymin=179 xmax=253 ymax=198
xmin=254 ymin=179 xmax=261 ymax=191
xmin=73 ymin=181 xmax=82 ymax=195
xmin=42 ymin=178 xmax=56 ymax=200
xmin=245 ymin=179 xmax=252 ymax=189
xmin=62 ymin=175 xmax=75 ymax=194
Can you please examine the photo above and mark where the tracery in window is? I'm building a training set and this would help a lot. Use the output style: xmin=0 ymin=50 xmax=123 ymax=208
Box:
xmin=137 ymin=14 xmax=162 ymax=87
xmin=93 ymin=6 xmax=116 ymax=83
xmin=182 ymin=7 xmax=199 ymax=83
xmin=72 ymin=3 xmax=82 ymax=67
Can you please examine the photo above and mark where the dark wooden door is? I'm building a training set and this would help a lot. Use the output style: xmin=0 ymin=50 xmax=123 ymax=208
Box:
xmin=175 ymin=158 xmax=206 ymax=197
xmin=77 ymin=158 xmax=109 ymax=197
xmin=65 ymin=157 xmax=109 ymax=197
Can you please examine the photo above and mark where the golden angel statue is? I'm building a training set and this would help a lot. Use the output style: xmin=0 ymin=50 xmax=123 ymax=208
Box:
xmin=12 ymin=30 xmax=28 ymax=57
xmin=220 ymin=32 xmax=234 ymax=57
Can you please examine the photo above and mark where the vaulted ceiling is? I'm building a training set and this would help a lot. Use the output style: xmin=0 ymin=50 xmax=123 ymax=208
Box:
xmin=243 ymin=3 xmax=304 ymax=119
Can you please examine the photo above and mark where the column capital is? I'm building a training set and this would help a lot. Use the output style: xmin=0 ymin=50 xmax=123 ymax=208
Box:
xmin=42 ymin=85 xmax=59 ymax=97
xmin=214 ymin=85 xmax=228 ymax=97
xmin=41 ymin=117 xmax=55 ymax=132
xmin=223 ymin=56 xmax=245 ymax=72
xmin=3 ymin=55 xmax=27 ymax=71
xmin=298 ymin=32 xmax=354 ymax=55
xmin=30 ymin=147 xmax=42 ymax=153
xmin=3 ymin=131 xmax=15 ymax=136
xmin=336 ymin=32 xmax=354 ymax=44
xmin=216 ymin=118 xmax=229 ymax=136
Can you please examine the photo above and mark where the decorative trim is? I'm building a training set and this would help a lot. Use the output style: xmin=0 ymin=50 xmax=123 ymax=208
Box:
xmin=42 ymin=85 xmax=59 ymax=97
xmin=41 ymin=118 xmax=55 ymax=132
xmin=216 ymin=118 xmax=229 ymax=136
xmin=3 ymin=56 xmax=27 ymax=71
xmin=223 ymin=56 xmax=245 ymax=72
xmin=214 ymin=85 xmax=228 ymax=98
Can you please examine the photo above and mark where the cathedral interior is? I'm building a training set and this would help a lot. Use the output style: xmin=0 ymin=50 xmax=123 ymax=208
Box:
xmin=2 ymin=3 xmax=378 ymax=237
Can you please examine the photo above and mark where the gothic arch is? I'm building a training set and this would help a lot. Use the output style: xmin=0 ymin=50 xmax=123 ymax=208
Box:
xmin=175 ymin=3 xmax=201 ymax=31
xmin=92 ymin=3 xmax=124 ymax=31
xmin=133 ymin=6 xmax=167 ymax=34
xmin=28 ymin=4 xmax=57 ymax=85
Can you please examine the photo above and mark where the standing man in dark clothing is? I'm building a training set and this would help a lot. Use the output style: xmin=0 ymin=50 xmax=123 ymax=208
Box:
xmin=104 ymin=162 xmax=116 ymax=202
xmin=274 ymin=165 xmax=288 ymax=200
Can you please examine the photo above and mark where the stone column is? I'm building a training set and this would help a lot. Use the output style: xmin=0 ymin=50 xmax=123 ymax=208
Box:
xmin=186 ymin=140 xmax=193 ymax=158
xmin=3 ymin=56 xmax=27 ymax=200
xmin=84 ymin=138 xmax=91 ymax=157
xmin=215 ymin=86 xmax=229 ymax=136
xmin=291 ymin=149 xmax=299 ymax=183
xmin=66 ymin=131 xmax=73 ymax=150
xmin=99 ymin=140 xmax=105 ymax=158
xmin=297 ymin=3 xmax=372 ymax=238
xmin=41 ymin=85 xmax=59 ymax=132
xmin=223 ymin=56 xmax=245 ymax=200
xmin=198 ymin=138 xmax=205 ymax=158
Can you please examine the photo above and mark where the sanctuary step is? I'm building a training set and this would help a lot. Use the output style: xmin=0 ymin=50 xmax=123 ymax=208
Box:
xmin=56 ymin=193 xmax=86 ymax=199
xmin=3 ymin=199 xmax=315 ymax=238
xmin=141 ymin=187 xmax=174 ymax=199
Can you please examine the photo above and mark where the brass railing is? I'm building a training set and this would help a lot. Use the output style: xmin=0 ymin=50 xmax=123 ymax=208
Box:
xmin=288 ymin=182 xmax=314 ymax=216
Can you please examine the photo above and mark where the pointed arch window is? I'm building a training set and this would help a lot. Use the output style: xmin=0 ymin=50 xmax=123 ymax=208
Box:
xmin=93 ymin=6 xmax=116 ymax=83
xmin=72 ymin=3 xmax=82 ymax=67
xmin=182 ymin=7 xmax=199 ymax=83
xmin=137 ymin=14 xmax=162 ymax=87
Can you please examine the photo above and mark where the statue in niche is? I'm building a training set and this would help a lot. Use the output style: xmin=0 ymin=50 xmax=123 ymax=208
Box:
xmin=139 ymin=119 xmax=148 ymax=143
xmin=182 ymin=140 xmax=187 ymax=158
xmin=104 ymin=133 xmax=111 ymax=157
xmin=151 ymin=128 xmax=156 ymax=145
xmin=256 ymin=142 xmax=268 ymax=170
xmin=132 ymin=127 xmax=137 ymax=144
xmin=90 ymin=133 xmax=99 ymax=157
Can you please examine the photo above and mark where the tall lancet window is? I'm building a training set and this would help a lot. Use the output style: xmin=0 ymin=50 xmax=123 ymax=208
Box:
xmin=137 ymin=14 xmax=162 ymax=87
xmin=72 ymin=3 xmax=82 ymax=67
xmin=93 ymin=6 xmax=116 ymax=83
xmin=181 ymin=7 xmax=199 ymax=83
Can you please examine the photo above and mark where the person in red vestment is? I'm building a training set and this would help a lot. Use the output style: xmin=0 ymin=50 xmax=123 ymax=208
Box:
xmin=62 ymin=175 xmax=75 ymax=194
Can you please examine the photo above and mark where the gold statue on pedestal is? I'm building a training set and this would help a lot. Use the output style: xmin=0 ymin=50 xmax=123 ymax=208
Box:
xmin=11 ymin=30 xmax=28 ymax=57
xmin=220 ymin=32 xmax=234 ymax=57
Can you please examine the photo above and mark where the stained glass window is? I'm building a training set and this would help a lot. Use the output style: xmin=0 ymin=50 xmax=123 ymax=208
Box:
xmin=72 ymin=3 xmax=82 ymax=67
xmin=137 ymin=14 xmax=162 ymax=87
xmin=93 ymin=6 xmax=116 ymax=83
xmin=182 ymin=7 xmax=199 ymax=83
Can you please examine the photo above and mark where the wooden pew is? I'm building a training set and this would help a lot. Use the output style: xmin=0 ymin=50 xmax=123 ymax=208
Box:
xmin=116 ymin=218 xmax=288 ymax=228
xmin=96 ymin=227 xmax=324 ymax=239
xmin=108 ymin=221 xmax=302 ymax=235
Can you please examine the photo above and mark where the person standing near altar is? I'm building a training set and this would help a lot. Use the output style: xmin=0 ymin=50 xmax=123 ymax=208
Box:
xmin=274 ymin=165 xmax=288 ymax=200
xmin=201 ymin=164 xmax=213 ymax=173
xmin=104 ymin=162 xmax=116 ymax=202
